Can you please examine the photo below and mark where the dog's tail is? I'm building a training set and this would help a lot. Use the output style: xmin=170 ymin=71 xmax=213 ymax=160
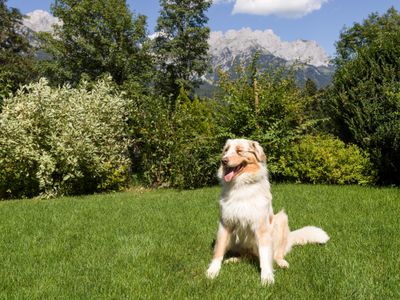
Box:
xmin=287 ymin=226 xmax=329 ymax=252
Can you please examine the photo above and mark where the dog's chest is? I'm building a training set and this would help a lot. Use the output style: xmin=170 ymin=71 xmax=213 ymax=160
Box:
xmin=220 ymin=186 xmax=270 ymax=228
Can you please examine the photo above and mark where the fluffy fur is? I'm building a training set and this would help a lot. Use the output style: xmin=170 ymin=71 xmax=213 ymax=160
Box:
xmin=206 ymin=139 xmax=329 ymax=285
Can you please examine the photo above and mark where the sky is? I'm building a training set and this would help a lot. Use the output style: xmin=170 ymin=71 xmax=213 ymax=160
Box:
xmin=8 ymin=0 xmax=399 ymax=56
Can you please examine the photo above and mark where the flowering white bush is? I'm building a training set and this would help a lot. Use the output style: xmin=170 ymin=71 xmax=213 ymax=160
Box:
xmin=0 ymin=77 xmax=130 ymax=199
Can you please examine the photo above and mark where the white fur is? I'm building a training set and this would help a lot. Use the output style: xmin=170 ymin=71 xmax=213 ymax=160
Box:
xmin=206 ymin=258 xmax=222 ymax=279
xmin=286 ymin=226 xmax=330 ymax=253
xmin=206 ymin=139 xmax=329 ymax=285
xmin=259 ymin=245 xmax=274 ymax=285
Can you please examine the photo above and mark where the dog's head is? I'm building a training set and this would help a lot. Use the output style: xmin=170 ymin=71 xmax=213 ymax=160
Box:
xmin=218 ymin=139 xmax=267 ymax=183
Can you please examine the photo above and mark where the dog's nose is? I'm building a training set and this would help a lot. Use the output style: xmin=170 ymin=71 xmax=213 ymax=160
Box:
xmin=222 ymin=157 xmax=229 ymax=165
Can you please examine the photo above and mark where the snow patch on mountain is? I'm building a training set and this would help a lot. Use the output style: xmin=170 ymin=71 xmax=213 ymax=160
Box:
xmin=23 ymin=10 xmax=61 ymax=33
xmin=209 ymin=28 xmax=330 ymax=67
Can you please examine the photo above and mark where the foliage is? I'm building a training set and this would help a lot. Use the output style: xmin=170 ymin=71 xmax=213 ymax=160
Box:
xmin=38 ymin=0 xmax=153 ymax=86
xmin=2 ymin=0 xmax=393 ymax=193
xmin=303 ymin=78 xmax=318 ymax=97
xmin=217 ymin=63 xmax=315 ymax=174
xmin=276 ymin=135 xmax=375 ymax=185
xmin=0 ymin=0 xmax=37 ymax=106
xmin=0 ymin=77 xmax=130 ymax=199
xmin=153 ymin=0 xmax=211 ymax=101
xmin=329 ymin=7 xmax=400 ymax=184
xmin=129 ymin=87 xmax=221 ymax=189
xmin=223 ymin=65 xmax=308 ymax=130
xmin=215 ymin=62 xmax=376 ymax=185
xmin=335 ymin=7 xmax=400 ymax=67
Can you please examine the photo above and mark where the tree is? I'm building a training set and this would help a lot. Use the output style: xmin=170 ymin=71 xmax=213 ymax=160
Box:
xmin=329 ymin=7 xmax=400 ymax=184
xmin=335 ymin=7 xmax=400 ymax=67
xmin=153 ymin=0 xmax=211 ymax=102
xmin=39 ymin=0 xmax=152 ymax=86
xmin=217 ymin=61 xmax=311 ymax=174
xmin=304 ymin=78 xmax=318 ymax=97
xmin=302 ymin=78 xmax=326 ymax=124
xmin=0 ymin=0 xmax=36 ymax=105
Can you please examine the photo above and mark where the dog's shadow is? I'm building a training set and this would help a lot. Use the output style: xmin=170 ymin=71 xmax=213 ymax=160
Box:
xmin=210 ymin=239 xmax=261 ymax=272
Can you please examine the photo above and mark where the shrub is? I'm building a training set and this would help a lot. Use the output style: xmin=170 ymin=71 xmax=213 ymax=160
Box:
xmin=0 ymin=77 xmax=129 ymax=199
xmin=168 ymin=91 xmax=222 ymax=188
xmin=130 ymin=88 xmax=221 ymax=189
xmin=274 ymin=135 xmax=375 ymax=185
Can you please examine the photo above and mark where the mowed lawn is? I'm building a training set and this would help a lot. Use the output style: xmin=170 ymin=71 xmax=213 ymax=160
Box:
xmin=0 ymin=185 xmax=399 ymax=299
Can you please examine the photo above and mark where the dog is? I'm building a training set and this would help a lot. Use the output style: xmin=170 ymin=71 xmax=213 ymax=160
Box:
xmin=206 ymin=139 xmax=329 ymax=285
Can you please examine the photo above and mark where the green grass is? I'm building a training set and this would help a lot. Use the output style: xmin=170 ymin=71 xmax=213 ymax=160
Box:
xmin=0 ymin=185 xmax=399 ymax=299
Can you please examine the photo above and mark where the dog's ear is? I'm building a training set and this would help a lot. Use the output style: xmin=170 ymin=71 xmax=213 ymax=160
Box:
xmin=222 ymin=139 xmax=232 ymax=153
xmin=250 ymin=141 xmax=266 ymax=162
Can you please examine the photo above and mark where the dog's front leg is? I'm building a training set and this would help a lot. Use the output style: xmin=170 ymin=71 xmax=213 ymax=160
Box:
xmin=256 ymin=217 xmax=274 ymax=285
xmin=206 ymin=221 xmax=231 ymax=279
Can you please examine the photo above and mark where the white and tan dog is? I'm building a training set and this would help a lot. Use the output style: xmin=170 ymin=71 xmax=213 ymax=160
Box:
xmin=206 ymin=139 xmax=329 ymax=285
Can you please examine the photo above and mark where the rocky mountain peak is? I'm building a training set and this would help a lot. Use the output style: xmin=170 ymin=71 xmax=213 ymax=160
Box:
xmin=23 ymin=10 xmax=61 ymax=33
xmin=209 ymin=28 xmax=330 ymax=67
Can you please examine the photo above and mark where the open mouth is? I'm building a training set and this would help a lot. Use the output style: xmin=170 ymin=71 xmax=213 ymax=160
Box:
xmin=223 ymin=163 xmax=245 ymax=182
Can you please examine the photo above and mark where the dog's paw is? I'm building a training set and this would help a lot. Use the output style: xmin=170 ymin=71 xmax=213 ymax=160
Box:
xmin=261 ymin=270 xmax=275 ymax=285
xmin=276 ymin=259 xmax=289 ymax=268
xmin=206 ymin=260 xmax=221 ymax=279
xmin=224 ymin=257 xmax=241 ymax=264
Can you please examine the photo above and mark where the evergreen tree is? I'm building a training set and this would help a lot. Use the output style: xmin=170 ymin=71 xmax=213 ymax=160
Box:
xmin=304 ymin=78 xmax=318 ymax=97
xmin=0 ymin=0 xmax=36 ymax=105
xmin=153 ymin=0 xmax=211 ymax=102
xmin=329 ymin=7 xmax=400 ymax=184
xmin=39 ymin=0 xmax=152 ymax=86
xmin=303 ymin=78 xmax=326 ymax=125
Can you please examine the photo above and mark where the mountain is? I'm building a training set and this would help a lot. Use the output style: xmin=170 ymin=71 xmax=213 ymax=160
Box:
xmin=23 ymin=10 xmax=61 ymax=33
xmin=22 ymin=10 xmax=334 ymax=92
xmin=205 ymin=28 xmax=334 ymax=94
xmin=209 ymin=28 xmax=330 ymax=67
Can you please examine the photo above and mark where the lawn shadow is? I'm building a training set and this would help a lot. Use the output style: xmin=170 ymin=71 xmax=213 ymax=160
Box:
xmin=209 ymin=239 xmax=260 ymax=272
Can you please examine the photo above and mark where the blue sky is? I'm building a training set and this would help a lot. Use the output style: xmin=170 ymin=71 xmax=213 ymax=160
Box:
xmin=8 ymin=0 xmax=399 ymax=56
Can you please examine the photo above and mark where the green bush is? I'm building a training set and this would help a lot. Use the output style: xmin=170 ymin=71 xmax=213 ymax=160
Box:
xmin=168 ymin=92 xmax=222 ymax=188
xmin=274 ymin=135 xmax=375 ymax=185
xmin=130 ymin=88 xmax=221 ymax=189
xmin=0 ymin=77 xmax=129 ymax=199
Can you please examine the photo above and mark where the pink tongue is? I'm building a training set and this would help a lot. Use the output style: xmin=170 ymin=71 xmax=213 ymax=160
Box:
xmin=224 ymin=170 xmax=235 ymax=182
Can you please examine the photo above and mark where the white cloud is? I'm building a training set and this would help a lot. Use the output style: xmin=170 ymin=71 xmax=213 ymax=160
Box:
xmin=216 ymin=0 xmax=327 ymax=18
